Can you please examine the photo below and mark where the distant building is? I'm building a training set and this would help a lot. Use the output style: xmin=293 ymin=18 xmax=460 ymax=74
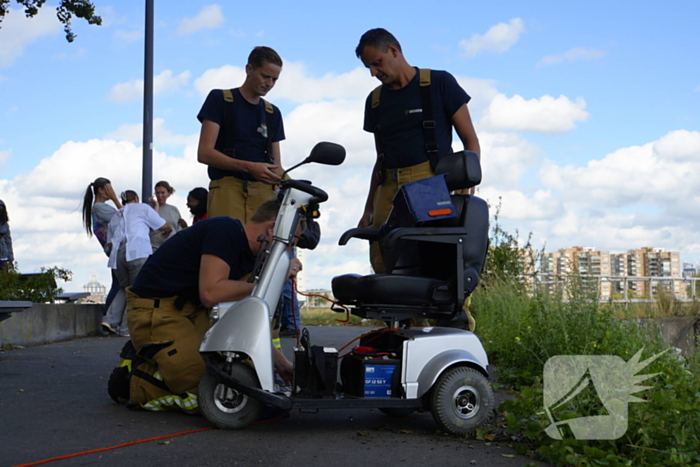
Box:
xmin=540 ymin=246 xmax=612 ymax=299
xmin=82 ymin=274 xmax=107 ymax=304
xmin=682 ymin=262 xmax=697 ymax=278
xmin=540 ymin=246 xmax=682 ymax=300
xmin=303 ymin=289 xmax=336 ymax=308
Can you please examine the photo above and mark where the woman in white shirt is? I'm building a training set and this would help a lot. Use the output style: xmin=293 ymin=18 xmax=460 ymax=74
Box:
xmin=102 ymin=191 xmax=171 ymax=336
xmin=149 ymin=180 xmax=187 ymax=251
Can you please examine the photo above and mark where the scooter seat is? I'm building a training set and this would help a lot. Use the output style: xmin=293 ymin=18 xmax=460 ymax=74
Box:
xmin=332 ymin=273 xmax=448 ymax=306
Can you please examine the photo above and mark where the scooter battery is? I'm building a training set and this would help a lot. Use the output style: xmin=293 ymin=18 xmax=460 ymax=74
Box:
xmin=293 ymin=346 xmax=338 ymax=398
xmin=341 ymin=354 xmax=400 ymax=398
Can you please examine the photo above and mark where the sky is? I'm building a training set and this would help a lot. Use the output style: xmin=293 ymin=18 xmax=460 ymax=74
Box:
xmin=1 ymin=1 xmax=699 ymax=293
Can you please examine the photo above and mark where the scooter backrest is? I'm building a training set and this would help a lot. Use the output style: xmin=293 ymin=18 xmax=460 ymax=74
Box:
xmin=434 ymin=150 xmax=481 ymax=191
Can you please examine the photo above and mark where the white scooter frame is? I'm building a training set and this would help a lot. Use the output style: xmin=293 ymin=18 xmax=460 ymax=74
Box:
xmin=198 ymin=142 xmax=494 ymax=435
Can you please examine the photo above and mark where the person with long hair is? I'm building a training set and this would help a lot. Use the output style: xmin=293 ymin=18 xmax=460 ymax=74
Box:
xmin=81 ymin=177 xmax=122 ymax=309
xmin=0 ymin=200 xmax=14 ymax=271
xmin=102 ymin=190 xmax=171 ymax=336
xmin=186 ymin=187 xmax=208 ymax=224
xmin=148 ymin=180 xmax=186 ymax=250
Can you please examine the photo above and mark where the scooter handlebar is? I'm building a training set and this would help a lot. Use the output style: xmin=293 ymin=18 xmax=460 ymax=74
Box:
xmin=280 ymin=179 xmax=328 ymax=204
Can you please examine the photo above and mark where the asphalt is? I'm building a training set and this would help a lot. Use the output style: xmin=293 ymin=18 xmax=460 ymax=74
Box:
xmin=0 ymin=326 xmax=551 ymax=467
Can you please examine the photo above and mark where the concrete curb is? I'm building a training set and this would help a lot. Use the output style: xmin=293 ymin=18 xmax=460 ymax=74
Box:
xmin=0 ymin=303 xmax=104 ymax=347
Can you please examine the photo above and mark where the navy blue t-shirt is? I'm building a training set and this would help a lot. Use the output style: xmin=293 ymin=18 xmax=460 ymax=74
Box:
xmin=363 ymin=69 xmax=470 ymax=169
xmin=197 ymin=88 xmax=285 ymax=181
xmin=131 ymin=217 xmax=256 ymax=301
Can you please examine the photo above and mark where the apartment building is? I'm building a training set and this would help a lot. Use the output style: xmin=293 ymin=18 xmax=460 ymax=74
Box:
xmin=540 ymin=246 xmax=682 ymax=300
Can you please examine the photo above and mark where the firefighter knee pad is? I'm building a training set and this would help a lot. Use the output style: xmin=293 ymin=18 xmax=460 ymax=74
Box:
xmin=151 ymin=336 xmax=206 ymax=395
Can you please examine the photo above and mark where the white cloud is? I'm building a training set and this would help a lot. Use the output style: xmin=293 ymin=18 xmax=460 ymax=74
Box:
xmin=104 ymin=118 xmax=198 ymax=148
xmin=193 ymin=63 xmax=376 ymax=103
xmin=480 ymin=187 xmax=563 ymax=221
xmin=481 ymin=94 xmax=590 ymax=133
xmin=4 ymin=137 xmax=211 ymax=289
xmin=492 ymin=129 xmax=700 ymax=260
xmin=273 ymin=64 xmax=376 ymax=104
xmin=193 ymin=65 xmax=246 ymax=96
xmin=453 ymin=75 xmax=500 ymax=116
xmin=0 ymin=6 xmax=62 ymax=68
xmin=108 ymin=70 xmax=192 ymax=102
xmin=538 ymin=47 xmax=606 ymax=67
xmin=477 ymin=132 xmax=542 ymax=187
xmin=178 ymin=4 xmax=225 ymax=35
xmin=653 ymin=129 xmax=700 ymax=160
xmin=459 ymin=18 xmax=524 ymax=57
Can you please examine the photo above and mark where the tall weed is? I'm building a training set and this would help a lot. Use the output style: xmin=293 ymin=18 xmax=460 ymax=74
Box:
xmin=473 ymin=217 xmax=700 ymax=465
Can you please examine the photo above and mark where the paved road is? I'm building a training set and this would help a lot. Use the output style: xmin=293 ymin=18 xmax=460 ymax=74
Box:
xmin=0 ymin=326 xmax=550 ymax=467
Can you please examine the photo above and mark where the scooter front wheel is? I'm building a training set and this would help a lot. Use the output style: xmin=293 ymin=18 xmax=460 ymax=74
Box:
xmin=199 ymin=361 xmax=264 ymax=429
xmin=430 ymin=366 xmax=494 ymax=435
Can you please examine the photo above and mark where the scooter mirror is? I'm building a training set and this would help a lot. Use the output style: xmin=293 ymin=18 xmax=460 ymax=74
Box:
xmin=304 ymin=142 xmax=346 ymax=166
xmin=282 ymin=142 xmax=346 ymax=178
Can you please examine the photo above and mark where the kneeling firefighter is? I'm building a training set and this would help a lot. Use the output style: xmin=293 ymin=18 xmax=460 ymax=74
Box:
xmin=108 ymin=198 xmax=301 ymax=414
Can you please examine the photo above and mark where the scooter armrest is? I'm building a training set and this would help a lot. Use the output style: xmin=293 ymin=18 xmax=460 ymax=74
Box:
xmin=338 ymin=228 xmax=381 ymax=245
xmin=383 ymin=226 xmax=468 ymax=245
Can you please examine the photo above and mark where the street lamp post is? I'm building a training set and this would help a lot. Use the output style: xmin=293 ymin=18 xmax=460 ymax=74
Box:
xmin=141 ymin=0 xmax=154 ymax=202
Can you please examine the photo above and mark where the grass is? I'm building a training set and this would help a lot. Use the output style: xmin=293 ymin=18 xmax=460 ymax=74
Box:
xmin=471 ymin=277 xmax=700 ymax=466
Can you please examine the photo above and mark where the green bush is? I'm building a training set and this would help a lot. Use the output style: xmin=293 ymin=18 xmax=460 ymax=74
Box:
xmin=0 ymin=262 xmax=72 ymax=303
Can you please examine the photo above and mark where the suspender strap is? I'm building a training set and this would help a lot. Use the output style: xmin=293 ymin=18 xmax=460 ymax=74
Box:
xmin=263 ymin=99 xmax=274 ymax=162
xmin=218 ymin=89 xmax=236 ymax=158
xmin=217 ymin=89 xmax=276 ymax=164
xmin=418 ymin=68 xmax=438 ymax=171
xmin=371 ymin=69 xmax=437 ymax=185
xmin=371 ymin=85 xmax=386 ymax=185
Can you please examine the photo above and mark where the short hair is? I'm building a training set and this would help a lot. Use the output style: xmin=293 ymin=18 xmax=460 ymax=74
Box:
xmin=355 ymin=28 xmax=402 ymax=58
xmin=188 ymin=187 xmax=208 ymax=205
xmin=155 ymin=180 xmax=174 ymax=195
xmin=249 ymin=197 xmax=307 ymax=233
xmin=250 ymin=198 xmax=281 ymax=223
xmin=248 ymin=46 xmax=283 ymax=69
xmin=188 ymin=187 xmax=208 ymax=216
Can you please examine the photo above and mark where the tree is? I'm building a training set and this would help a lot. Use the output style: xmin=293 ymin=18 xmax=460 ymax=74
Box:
xmin=0 ymin=0 xmax=101 ymax=42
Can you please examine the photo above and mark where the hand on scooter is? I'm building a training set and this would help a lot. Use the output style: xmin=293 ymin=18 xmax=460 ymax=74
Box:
xmin=288 ymin=258 xmax=302 ymax=279
xmin=273 ymin=349 xmax=294 ymax=384
xmin=247 ymin=161 xmax=281 ymax=185
xmin=358 ymin=209 xmax=373 ymax=228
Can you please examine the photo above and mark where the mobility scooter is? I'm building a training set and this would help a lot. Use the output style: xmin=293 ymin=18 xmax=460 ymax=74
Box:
xmin=198 ymin=142 xmax=494 ymax=435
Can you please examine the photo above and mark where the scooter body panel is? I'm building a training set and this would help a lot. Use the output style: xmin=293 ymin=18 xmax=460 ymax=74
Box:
xmin=400 ymin=327 xmax=489 ymax=399
xmin=199 ymin=296 xmax=276 ymax=392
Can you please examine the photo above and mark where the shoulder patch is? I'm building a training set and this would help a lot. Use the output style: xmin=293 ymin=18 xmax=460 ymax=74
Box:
xmin=263 ymin=99 xmax=273 ymax=114
xmin=419 ymin=68 xmax=431 ymax=87
xmin=222 ymin=89 xmax=234 ymax=102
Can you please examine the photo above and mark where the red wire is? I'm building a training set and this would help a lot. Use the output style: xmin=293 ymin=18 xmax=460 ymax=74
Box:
xmin=11 ymin=427 xmax=214 ymax=467
xmin=292 ymin=278 xmax=350 ymax=323
xmin=289 ymin=280 xmax=401 ymax=358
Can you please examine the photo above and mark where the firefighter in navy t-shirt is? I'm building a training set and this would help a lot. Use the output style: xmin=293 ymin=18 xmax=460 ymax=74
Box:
xmin=119 ymin=199 xmax=300 ymax=413
xmin=355 ymin=28 xmax=481 ymax=274
xmin=197 ymin=46 xmax=286 ymax=223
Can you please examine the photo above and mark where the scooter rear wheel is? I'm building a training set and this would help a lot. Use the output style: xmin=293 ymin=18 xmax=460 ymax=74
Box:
xmin=430 ymin=366 xmax=494 ymax=435
xmin=199 ymin=361 xmax=264 ymax=429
